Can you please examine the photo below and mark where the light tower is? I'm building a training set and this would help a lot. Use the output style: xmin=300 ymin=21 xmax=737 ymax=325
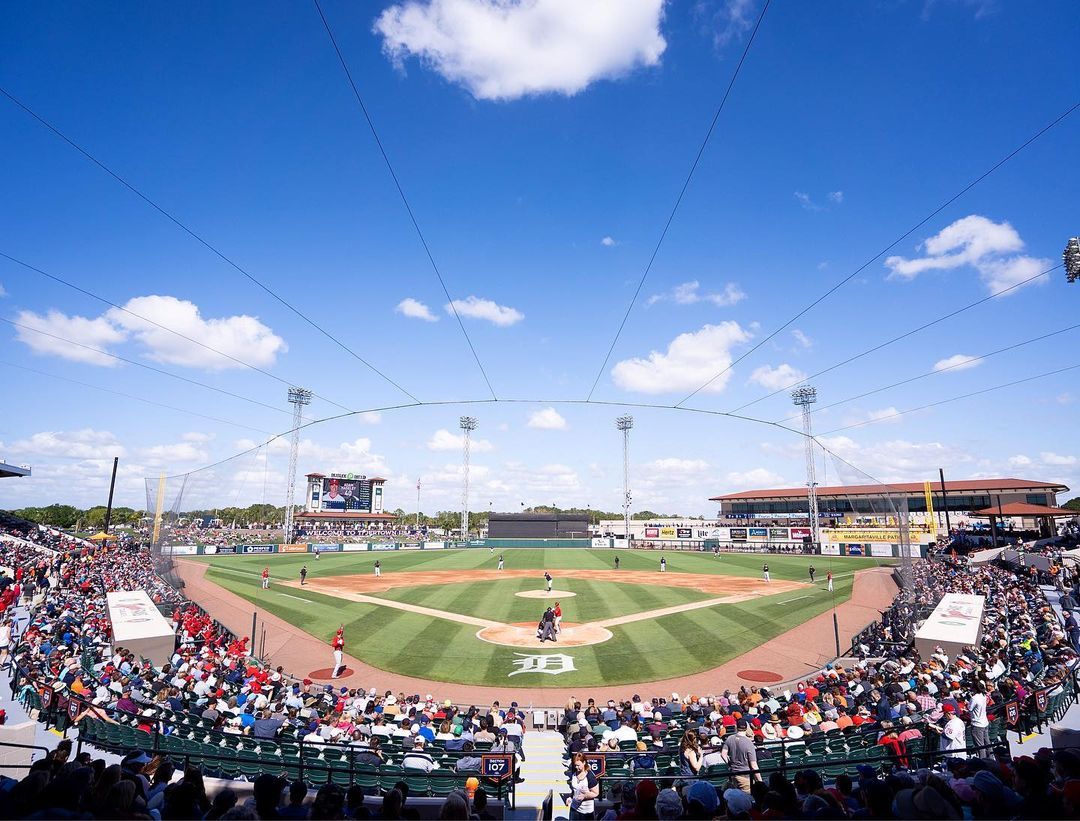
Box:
xmin=284 ymin=387 xmax=312 ymax=543
xmin=790 ymin=387 xmax=820 ymax=549
xmin=1065 ymin=237 xmax=1080 ymax=283
xmin=616 ymin=415 xmax=634 ymax=544
xmin=459 ymin=416 xmax=478 ymax=540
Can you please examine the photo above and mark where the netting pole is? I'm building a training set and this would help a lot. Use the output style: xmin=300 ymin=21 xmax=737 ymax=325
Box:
xmin=791 ymin=388 xmax=820 ymax=548
xmin=151 ymin=473 xmax=166 ymax=548
xmin=899 ymin=496 xmax=913 ymax=590
xmin=284 ymin=388 xmax=312 ymax=543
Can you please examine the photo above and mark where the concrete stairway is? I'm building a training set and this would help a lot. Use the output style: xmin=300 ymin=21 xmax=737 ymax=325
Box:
xmin=505 ymin=730 xmax=568 ymax=820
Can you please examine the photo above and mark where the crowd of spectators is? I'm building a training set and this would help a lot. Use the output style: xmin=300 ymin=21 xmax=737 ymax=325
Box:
xmin=2 ymin=511 xmax=1079 ymax=819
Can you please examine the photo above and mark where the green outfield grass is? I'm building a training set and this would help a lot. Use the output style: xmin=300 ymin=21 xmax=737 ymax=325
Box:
xmin=195 ymin=548 xmax=894 ymax=687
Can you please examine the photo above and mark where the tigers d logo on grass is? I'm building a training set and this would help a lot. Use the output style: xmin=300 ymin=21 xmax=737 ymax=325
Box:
xmin=508 ymin=653 xmax=576 ymax=676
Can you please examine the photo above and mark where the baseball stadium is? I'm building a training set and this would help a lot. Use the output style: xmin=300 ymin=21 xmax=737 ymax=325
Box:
xmin=3 ymin=3 xmax=1080 ymax=820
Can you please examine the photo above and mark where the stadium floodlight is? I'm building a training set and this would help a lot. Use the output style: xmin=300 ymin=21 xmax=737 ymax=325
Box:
xmin=284 ymin=387 xmax=312 ymax=543
xmin=1065 ymin=237 xmax=1080 ymax=283
xmin=790 ymin=387 xmax=820 ymax=549
xmin=616 ymin=416 xmax=634 ymax=544
xmin=460 ymin=417 xmax=478 ymax=540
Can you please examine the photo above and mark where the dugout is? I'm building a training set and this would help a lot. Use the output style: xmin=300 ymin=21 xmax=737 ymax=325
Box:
xmin=487 ymin=512 xmax=590 ymax=540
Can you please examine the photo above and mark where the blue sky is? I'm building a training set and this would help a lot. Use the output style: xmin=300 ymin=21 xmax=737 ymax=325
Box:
xmin=1 ymin=0 xmax=1078 ymax=514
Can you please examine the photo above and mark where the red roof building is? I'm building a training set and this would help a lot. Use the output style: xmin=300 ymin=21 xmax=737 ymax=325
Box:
xmin=710 ymin=477 xmax=1069 ymax=517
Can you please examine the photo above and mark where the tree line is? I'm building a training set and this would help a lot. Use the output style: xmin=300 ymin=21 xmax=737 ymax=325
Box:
xmin=6 ymin=502 xmax=691 ymax=532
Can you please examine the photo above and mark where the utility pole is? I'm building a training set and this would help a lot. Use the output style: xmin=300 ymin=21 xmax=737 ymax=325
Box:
xmin=791 ymin=387 xmax=820 ymax=549
xmin=284 ymin=387 xmax=312 ymax=543
xmin=416 ymin=478 xmax=421 ymax=531
xmin=616 ymin=416 xmax=633 ymax=544
xmin=460 ymin=417 xmax=478 ymax=540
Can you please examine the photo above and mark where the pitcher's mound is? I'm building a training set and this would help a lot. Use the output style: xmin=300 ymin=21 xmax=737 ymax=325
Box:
xmin=515 ymin=589 xmax=576 ymax=599
xmin=476 ymin=622 xmax=612 ymax=647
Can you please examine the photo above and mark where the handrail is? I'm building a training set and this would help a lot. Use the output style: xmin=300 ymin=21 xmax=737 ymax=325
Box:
xmin=0 ymin=739 xmax=52 ymax=770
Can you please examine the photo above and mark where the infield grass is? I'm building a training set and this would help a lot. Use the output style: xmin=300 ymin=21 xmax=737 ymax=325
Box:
xmin=196 ymin=548 xmax=893 ymax=687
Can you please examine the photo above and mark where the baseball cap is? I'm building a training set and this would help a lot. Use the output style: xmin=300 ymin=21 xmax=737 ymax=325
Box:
xmin=723 ymin=788 xmax=753 ymax=815
xmin=654 ymin=788 xmax=683 ymax=819
xmin=687 ymin=781 xmax=719 ymax=814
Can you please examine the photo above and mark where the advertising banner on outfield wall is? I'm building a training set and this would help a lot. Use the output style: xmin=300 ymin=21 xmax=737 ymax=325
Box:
xmin=730 ymin=528 xmax=747 ymax=540
xmin=278 ymin=543 xmax=309 ymax=553
xmin=371 ymin=543 xmax=398 ymax=551
xmin=242 ymin=544 xmax=276 ymax=554
xmin=748 ymin=527 xmax=767 ymax=540
xmin=342 ymin=543 xmax=368 ymax=552
xmin=400 ymin=542 xmax=422 ymax=550
xmin=423 ymin=541 xmax=445 ymax=549
xmin=820 ymin=544 xmax=841 ymax=555
xmin=790 ymin=527 xmax=811 ymax=541
xmin=310 ymin=543 xmax=342 ymax=552
xmin=645 ymin=528 xmax=659 ymax=538
xmin=204 ymin=546 xmax=236 ymax=555
xmin=659 ymin=527 xmax=677 ymax=538
xmin=769 ymin=527 xmax=789 ymax=540
xmin=591 ymin=537 xmax=610 ymax=547
xmin=168 ymin=545 xmax=198 ymax=556
xmin=676 ymin=528 xmax=692 ymax=539
xmin=844 ymin=544 xmax=866 ymax=556
xmin=870 ymin=543 xmax=894 ymax=557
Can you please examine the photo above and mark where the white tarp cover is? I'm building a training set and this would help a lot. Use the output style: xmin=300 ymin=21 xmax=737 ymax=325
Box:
xmin=106 ymin=590 xmax=175 ymax=665
xmin=968 ymin=547 xmax=1004 ymax=565
xmin=914 ymin=592 xmax=986 ymax=661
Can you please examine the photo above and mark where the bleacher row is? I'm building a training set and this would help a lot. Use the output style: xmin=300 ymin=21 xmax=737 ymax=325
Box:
xmin=562 ymin=711 xmax=1013 ymax=790
xmin=72 ymin=710 xmax=513 ymax=801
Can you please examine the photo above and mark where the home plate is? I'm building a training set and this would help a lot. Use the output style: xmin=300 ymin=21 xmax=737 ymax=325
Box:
xmin=515 ymin=589 xmax=576 ymax=599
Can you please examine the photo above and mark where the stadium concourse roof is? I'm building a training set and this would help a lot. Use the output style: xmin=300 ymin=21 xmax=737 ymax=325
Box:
xmin=710 ymin=477 xmax=1069 ymax=501
xmin=971 ymin=502 xmax=1077 ymax=518
xmin=0 ymin=461 xmax=31 ymax=479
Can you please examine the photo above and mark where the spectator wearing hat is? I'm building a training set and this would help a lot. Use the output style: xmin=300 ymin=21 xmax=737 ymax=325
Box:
xmin=936 ymin=703 xmax=968 ymax=758
xmin=402 ymin=736 xmax=439 ymax=772
xmin=654 ymin=787 xmax=683 ymax=820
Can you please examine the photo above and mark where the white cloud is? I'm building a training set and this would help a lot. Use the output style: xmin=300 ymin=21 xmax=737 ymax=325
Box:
xmin=697 ymin=0 xmax=757 ymax=49
xmin=105 ymin=296 xmax=286 ymax=370
xmin=611 ymin=321 xmax=751 ymax=394
xmin=374 ymin=0 xmax=667 ymax=101
xmin=1040 ymin=452 xmax=1077 ymax=467
xmin=791 ymin=329 xmax=812 ymax=349
xmin=182 ymin=432 xmax=215 ymax=443
xmin=601 ymin=236 xmax=617 ymax=247
xmin=933 ymin=353 xmax=981 ymax=372
xmin=446 ymin=296 xmax=524 ymax=326
xmin=827 ymin=190 xmax=844 ymax=204
xmin=647 ymin=280 xmax=746 ymax=308
xmin=814 ymin=435 xmax=974 ymax=485
xmin=0 ymin=282 xmax=7 ymax=297
xmin=4 ymin=428 xmax=126 ymax=459
xmin=884 ymin=215 xmax=1050 ymax=295
xmin=527 ymin=407 xmax=567 ymax=430
xmin=14 ymin=309 xmax=127 ymax=366
xmin=793 ymin=191 xmax=821 ymax=212
xmin=866 ymin=407 xmax=902 ymax=424
xmin=426 ymin=428 xmax=494 ymax=452
xmin=748 ymin=363 xmax=806 ymax=391
xmin=396 ymin=297 xmax=439 ymax=322
xmin=1007 ymin=454 xmax=1033 ymax=468
xmin=139 ymin=442 xmax=209 ymax=463
xmin=359 ymin=412 xmax=383 ymax=425
xmin=724 ymin=467 xmax=786 ymax=488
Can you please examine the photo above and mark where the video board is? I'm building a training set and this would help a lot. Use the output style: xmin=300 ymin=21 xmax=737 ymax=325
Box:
xmin=320 ymin=476 xmax=372 ymax=512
